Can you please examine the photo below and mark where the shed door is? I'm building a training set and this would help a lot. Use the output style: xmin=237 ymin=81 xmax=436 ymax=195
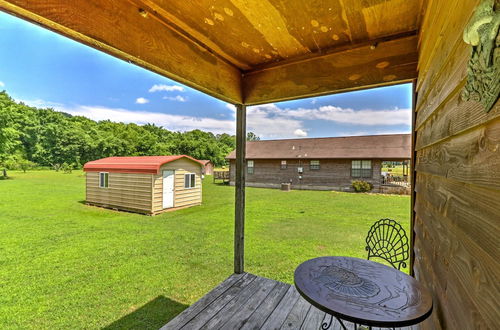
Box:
xmin=162 ymin=170 xmax=175 ymax=209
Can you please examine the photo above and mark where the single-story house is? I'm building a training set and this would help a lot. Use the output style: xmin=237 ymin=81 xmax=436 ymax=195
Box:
xmin=83 ymin=155 xmax=203 ymax=215
xmin=226 ymin=134 xmax=411 ymax=191
xmin=199 ymin=160 xmax=214 ymax=175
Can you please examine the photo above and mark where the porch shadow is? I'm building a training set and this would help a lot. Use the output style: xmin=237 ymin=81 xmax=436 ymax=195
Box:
xmin=103 ymin=295 xmax=188 ymax=330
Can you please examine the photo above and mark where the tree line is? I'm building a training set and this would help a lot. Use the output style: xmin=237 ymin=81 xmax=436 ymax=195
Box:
xmin=0 ymin=91 xmax=258 ymax=171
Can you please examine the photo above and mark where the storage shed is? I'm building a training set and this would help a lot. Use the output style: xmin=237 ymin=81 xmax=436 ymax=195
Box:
xmin=199 ymin=160 xmax=214 ymax=175
xmin=83 ymin=155 xmax=203 ymax=215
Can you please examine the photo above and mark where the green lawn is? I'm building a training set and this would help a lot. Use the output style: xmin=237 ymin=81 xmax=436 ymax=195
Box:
xmin=0 ymin=171 xmax=410 ymax=329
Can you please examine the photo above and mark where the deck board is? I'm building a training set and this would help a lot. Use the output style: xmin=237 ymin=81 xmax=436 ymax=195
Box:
xmin=161 ymin=273 xmax=423 ymax=329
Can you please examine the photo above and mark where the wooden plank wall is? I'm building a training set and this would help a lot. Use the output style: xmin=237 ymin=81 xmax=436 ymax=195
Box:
xmin=414 ymin=0 xmax=500 ymax=328
xmin=152 ymin=158 xmax=202 ymax=213
xmin=86 ymin=172 xmax=153 ymax=213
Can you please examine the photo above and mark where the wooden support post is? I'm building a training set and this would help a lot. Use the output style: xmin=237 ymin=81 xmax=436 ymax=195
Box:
xmin=234 ymin=104 xmax=246 ymax=274
xmin=410 ymin=80 xmax=417 ymax=277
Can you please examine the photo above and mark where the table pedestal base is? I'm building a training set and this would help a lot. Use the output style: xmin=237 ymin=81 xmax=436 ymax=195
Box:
xmin=322 ymin=314 xmax=397 ymax=330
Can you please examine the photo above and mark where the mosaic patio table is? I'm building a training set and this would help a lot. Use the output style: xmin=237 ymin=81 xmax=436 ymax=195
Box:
xmin=294 ymin=256 xmax=433 ymax=330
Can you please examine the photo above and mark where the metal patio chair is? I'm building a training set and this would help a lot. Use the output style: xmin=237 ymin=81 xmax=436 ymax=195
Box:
xmin=365 ymin=218 xmax=409 ymax=270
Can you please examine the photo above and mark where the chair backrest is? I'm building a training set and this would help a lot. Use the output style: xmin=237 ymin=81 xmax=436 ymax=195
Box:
xmin=365 ymin=218 xmax=409 ymax=270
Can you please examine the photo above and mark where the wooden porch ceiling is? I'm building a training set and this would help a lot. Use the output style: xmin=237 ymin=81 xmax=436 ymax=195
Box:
xmin=0 ymin=0 xmax=424 ymax=105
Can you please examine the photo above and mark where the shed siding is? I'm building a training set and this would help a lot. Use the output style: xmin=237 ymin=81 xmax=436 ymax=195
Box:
xmin=86 ymin=172 xmax=153 ymax=213
xmin=229 ymin=159 xmax=382 ymax=190
xmin=152 ymin=158 xmax=202 ymax=213
xmin=414 ymin=0 xmax=500 ymax=329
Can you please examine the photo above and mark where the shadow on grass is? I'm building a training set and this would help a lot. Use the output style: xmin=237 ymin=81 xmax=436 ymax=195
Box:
xmin=103 ymin=295 xmax=188 ymax=330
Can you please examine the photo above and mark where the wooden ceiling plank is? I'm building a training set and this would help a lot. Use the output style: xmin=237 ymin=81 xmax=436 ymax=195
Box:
xmin=0 ymin=0 xmax=243 ymax=104
xmin=242 ymin=35 xmax=419 ymax=105
xmin=128 ymin=0 xmax=252 ymax=70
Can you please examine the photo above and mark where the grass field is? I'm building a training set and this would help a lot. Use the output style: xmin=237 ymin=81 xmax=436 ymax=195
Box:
xmin=0 ymin=171 xmax=410 ymax=329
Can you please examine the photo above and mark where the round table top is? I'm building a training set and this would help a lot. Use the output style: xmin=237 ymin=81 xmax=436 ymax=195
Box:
xmin=294 ymin=256 xmax=433 ymax=328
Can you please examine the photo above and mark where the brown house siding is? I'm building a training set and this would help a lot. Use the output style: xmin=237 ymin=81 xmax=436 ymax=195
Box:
xmin=229 ymin=159 xmax=382 ymax=191
xmin=413 ymin=0 xmax=500 ymax=329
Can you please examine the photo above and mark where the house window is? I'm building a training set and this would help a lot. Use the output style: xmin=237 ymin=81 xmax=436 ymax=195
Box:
xmin=247 ymin=160 xmax=254 ymax=174
xmin=310 ymin=160 xmax=320 ymax=170
xmin=352 ymin=160 xmax=372 ymax=178
xmin=280 ymin=160 xmax=287 ymax=169
xmin=99 ymin=172 xmax=109 ymax=188
xmin=184 ymin=173 xmax=196 ymax=188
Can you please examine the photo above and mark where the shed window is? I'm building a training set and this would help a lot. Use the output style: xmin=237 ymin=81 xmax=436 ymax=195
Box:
xmin=280 ymin=160 xmax=287 ymax=169
xmin=184 ymin=173 xmax=196 ymax=188
xmin=99 ymin=172 xmax=109 ymax=188
xmin=352 ymin=160 xmax=372 ymax=178
xmin=310 ymin=160 xmax=320 ymax=170
xmin=247 ymin=160 xmax=254 ymax=174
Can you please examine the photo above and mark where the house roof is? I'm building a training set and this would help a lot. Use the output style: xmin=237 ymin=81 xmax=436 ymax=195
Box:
xmin=83 ymin=155 xmax=202 ymax=174
xmin=199 ymin=160 xmax=212 ymax=166
xmin=226 ymin=134 xmax=411 ymax=160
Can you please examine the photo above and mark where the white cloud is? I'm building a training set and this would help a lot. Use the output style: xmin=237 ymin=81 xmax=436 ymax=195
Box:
xmin=53 ymin=104 xmax=235 ymax=135
xmin=0 ymin=81 xmax=4 ymax=87
xmin=163 ymin=95 xmax=187 ymax=102
xmin=135 ymin=97 xmax=149 ymax=104
xmin=17 ymin=97 xmax=410 ymax=139
xmin=18 ymin=99 xmax=64 ymax=109
xmin=294 ymin=129 xmax=308 ymax=137
xmin=285 ymin=105 xmax=411 ymax=126
xmin=245 ymin=103 xmax=306 ymax=139
xmin=149 ymin=84 xmax=185 ymax=93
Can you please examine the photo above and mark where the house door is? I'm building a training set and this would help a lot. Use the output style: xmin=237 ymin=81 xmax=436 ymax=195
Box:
xmin=162 ymin=170 xmax=175 ymax=209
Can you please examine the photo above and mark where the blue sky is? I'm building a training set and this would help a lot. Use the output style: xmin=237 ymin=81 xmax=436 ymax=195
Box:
xmin=0 ymin=11 xmax=412 ymax=139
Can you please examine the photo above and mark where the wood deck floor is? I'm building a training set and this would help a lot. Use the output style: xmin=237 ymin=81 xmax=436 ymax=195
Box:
xmin=161 ymin=273 xmax=419 ymax=330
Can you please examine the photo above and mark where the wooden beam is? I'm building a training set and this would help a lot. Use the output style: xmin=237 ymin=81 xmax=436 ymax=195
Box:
xmin=242 ymin=35 xmax=419 ymax=105
xmin=410 ymin=79 xmax=417 ymax=277
xmin=234 ymin=104 xmax=246 ymax=274
xmin=0 ymin=0 xmax=243 ymax=104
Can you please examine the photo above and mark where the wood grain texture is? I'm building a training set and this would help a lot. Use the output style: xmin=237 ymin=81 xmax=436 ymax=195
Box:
xmin=199 ymin=277 xmax=276 ymax=329
xmin=126 ymin=0 xmax=422 ymax=69
xmin=179 ymin=273 xmax=258 ymax=329
xmin=279 ymin=296 xmax=311 ymax=329
xmin=413 ymin=202 xmax=498 ymax=329
xmin=163 ymin=272 xmax=421 ymax=329
xmin=243 ymin=35 xmax=418 ymax=104
xmin=160 ymin=272 xmax=250 ymax=330
xmin=0 ymin=0 xmax=242 ymax=103
xmin=239 ymin=281 xmax=291 ymax=330
xmin=415 ymin=173 xmax=500 ymax=261
xmin=218 ymin=279 xmax=282 ymax=329
xmin=234 ymin=104 xmax=246 ymax=274
xmin=414 ymin=1 xmax=499 ymax=328
xmin=416 ymin=0 xmax=478 ymax=94
xmin=260 ymin=285 xmax=301 ymax=329
xmin=416 ymin=91 xmax=500 ymax=150
xmin=415 ymin=117 xmax=500 ymax=190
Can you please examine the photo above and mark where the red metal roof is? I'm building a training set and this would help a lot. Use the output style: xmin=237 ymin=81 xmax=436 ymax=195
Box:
xmin=83 ymin=155 xmax=202 ymax=174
